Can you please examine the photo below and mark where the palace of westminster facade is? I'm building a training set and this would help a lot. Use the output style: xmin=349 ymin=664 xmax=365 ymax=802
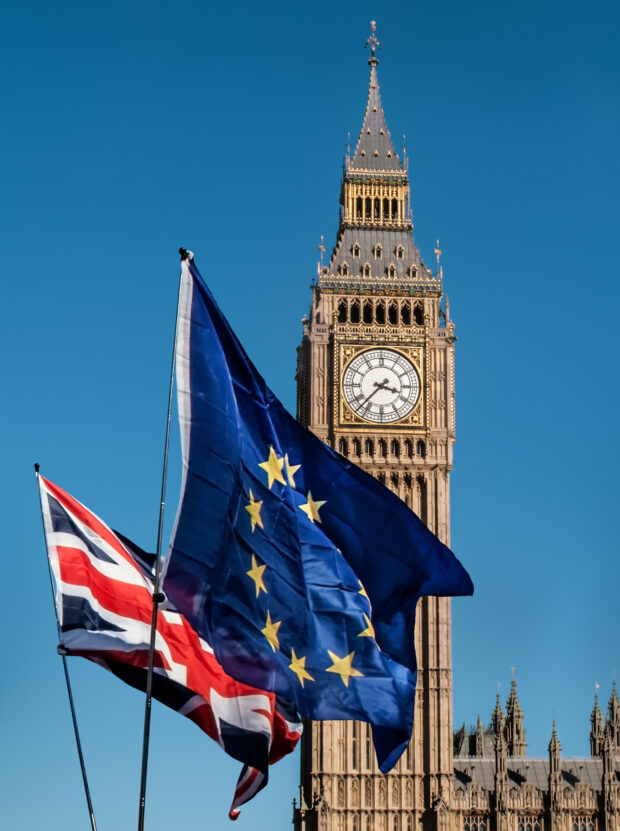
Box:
xmin=292 ymin=25 xmax=620 ymax=831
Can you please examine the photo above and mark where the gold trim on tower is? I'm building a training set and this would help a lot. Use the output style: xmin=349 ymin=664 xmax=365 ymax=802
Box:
xmin=335 ymin=342 xmax=425 ymax=428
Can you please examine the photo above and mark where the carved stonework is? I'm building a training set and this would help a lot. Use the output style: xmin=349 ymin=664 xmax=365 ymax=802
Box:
xmin=295 ymin=24 xmax=456 ymax=831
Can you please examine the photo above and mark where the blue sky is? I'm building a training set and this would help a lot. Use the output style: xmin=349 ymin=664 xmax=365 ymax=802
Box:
xmin=2 ymin=1 xmax=619 ymax=829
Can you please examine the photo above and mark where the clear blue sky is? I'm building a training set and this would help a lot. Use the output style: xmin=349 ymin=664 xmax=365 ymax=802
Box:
xmin=2 ymin=1 xmax=619 ymax=829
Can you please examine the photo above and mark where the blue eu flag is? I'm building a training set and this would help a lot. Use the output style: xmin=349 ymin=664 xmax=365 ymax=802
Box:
xmin=164 ymin=253 xmax=473 ymax=772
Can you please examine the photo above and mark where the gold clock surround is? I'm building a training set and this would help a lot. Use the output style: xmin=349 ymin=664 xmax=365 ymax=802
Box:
xmin=336 ymin=342 xmax=425 ymax=428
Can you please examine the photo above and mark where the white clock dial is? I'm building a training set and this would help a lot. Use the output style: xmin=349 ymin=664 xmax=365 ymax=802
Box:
xmin=342 ymin=348 xmax=421 ymax=423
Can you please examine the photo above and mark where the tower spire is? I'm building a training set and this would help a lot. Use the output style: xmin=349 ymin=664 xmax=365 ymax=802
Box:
xmin=350 ymin=23 xmax=402 ymax=172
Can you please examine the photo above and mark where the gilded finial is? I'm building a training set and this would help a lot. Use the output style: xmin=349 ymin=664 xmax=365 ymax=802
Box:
xmin=318 ymin=234 xmax=325 ymax=265
xmin=511 ymin=666 xmax=517 ymax=678
xmin=434 ymin=240 xmax=442 ymax=270
xmin=366 ymin=20 xmax=380 ymax=58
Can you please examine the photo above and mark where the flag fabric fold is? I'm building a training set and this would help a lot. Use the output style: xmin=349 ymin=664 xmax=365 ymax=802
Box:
xmin=38 ymin=474 xmax=301 ymax=817
xmin=163 ymin=255 xmax=473 ymax=772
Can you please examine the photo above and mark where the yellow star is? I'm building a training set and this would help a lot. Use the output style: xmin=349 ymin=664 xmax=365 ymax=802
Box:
xmin=358 ymin=613 xmax=375 ymax=638
xmin=245 ymin=490 xmax=263 ymax=532
xmin=326 ymin=650 xmax=364 ymax=687
xmin=284 ymin=453 xmax=301 ymax=488
xmin=258 ymin=446 xmax=286 ymax=489
xmin=300 ymin=491 xmax=326 ymax=523
xmin=289 ymin=648 xmax=315 ymax=687
xmin=358 ymin=580 xmax=369 ymax=599
xmin=262 ymin=612 xmax=281 ymax=652
xmin=246 ymin=554 xmax=267 ymax=597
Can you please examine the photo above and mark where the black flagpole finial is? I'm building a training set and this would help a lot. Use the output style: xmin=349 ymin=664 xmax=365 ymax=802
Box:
xmin=179 ymin=247 xmax=194 ymax=262
xmin=34 ymin=462 xmax=40 ymax=473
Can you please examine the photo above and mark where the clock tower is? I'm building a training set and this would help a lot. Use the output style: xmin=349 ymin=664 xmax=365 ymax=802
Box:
xmin=295 ymin=24 xmax=457 ymax=831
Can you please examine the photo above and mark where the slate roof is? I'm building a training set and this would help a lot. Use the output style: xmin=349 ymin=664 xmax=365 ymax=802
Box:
xmin=453 ymin=758 xmax=618 ymax=793
xmin=327 ymin=228 xmax=425 ymax=280
xmin=350 ymin=57 xmax=403 ymax=173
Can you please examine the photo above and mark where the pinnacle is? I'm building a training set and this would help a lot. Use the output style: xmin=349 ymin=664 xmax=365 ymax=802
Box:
xmin=548 ymin=720 xmax=561 ymax=754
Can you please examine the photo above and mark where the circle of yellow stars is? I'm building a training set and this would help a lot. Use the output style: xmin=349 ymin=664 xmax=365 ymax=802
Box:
xmin=241 ymin=446 xmax=378 ymax=688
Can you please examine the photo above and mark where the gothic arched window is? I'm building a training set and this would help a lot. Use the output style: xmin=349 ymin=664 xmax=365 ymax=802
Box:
xmin=365 ymin=197 xmax=372 ymax=219
xmin=374 ymin=244 xmax=382 ymax=259
xmin=388 ymin=301 xmax=398 ymax=325
xmin=392 ymin=198 xmax=398 ymax=219
xmin=416 ymin=439 xmax=425 ymax=458
xmin=404 ymin=439 xmax=413 ymax=458
xmin=338 ymin=300 xmax=348 ymax=323
xmin=383 ymin=197 xmax=390 ymax=219
xmin=401 ymin=302 xmax=411 ymax=325
xmin=364 ymin=438 xmax=374 ymax=456
xmin=390 ymin=439 xmax=400 ymax=457
xmin=396 ymin=245 xmax=404 ymax=259
xmin=338 ymin=437 xmax=348 ymax=456
xmin=352 ymin=438 xmax=361 ymax=456
xmin=356 ymin=198 xmax=362 ymax=220
xmin=350 ymin=300 xmax=360 ymax=323
xmin=376 ymin=300 xmax=385 ymax=324
xmin=374 ymin=198 xmax=380 ymax=219
xmin=379 ymin=439 xmax=387 ymax=458
xmin=352 ymin=242 xmax=360 ymax=257
xmin=341 ymin=262 xmax=349 ymax=276
xmin=388 ymin=263 xmax=396 ymax=279
xmin=413 ymin=303 xmax=424 ymax=326
xmin=363 ymin=263 xmax=371 ymax=278
xmin=363 ymin=301 xmax=373 ymax=324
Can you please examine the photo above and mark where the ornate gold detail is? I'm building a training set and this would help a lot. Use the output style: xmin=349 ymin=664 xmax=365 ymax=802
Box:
xmin=335 ymin=342 xmax=425 ymax=429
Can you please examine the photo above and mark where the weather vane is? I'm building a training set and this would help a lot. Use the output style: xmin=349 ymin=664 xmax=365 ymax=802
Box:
xmin=366 ymin=20 xmax=380 ymax=56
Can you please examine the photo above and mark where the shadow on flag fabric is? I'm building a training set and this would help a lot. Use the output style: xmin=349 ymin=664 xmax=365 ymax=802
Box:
xmin=164 ymin=253 xmax=473 ymax=773
xmin=38 ymin=475 xmax=301 ymax=818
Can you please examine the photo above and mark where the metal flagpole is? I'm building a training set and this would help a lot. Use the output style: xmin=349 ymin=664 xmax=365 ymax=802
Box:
xmin=137 ymin=248 xmax=187 ymax=831
xmin=34 ymin=464 xmax=98 ymax=831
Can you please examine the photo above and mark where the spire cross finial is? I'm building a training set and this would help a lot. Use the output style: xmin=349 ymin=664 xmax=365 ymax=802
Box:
xmin=511 ymin=666 xmax=517 ymax=678
xmin=318 ymin=234 xmax=325 ymax=265
xmin=366 ymin=20 xmax=380 ymax=56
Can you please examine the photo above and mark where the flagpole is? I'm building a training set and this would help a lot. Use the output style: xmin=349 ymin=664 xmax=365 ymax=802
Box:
xmin=137 ymin=248 xmax=187 ymax=831
xmin=34 ymin=464 xmax=98 ymax=831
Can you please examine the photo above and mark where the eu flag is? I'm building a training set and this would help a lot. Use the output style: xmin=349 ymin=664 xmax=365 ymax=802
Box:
xmin=163 ymin=252 xmax=473 ymax=772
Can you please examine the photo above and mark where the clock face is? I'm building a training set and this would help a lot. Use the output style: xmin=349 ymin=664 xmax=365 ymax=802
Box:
xmin=342 ymin=348 xmax=421 ymax=423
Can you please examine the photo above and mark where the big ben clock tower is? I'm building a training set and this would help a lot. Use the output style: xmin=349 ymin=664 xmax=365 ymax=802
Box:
xmin=295 ymin=23 xmax=457 ymax=831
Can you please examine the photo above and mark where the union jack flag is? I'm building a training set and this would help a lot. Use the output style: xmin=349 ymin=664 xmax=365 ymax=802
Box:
xmin=38 ymin=475 xmax=301 ymax=818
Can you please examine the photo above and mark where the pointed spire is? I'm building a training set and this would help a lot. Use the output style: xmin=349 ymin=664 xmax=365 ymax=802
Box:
xmin=475 ymin=715 xmax=484 ymax=757
xmin=592 ymin=692 xmax=604 ymax=729
xmin=548 ymin=721 xmax=561 ymax=754
xmin=492 ymin=692 xmax=505 ymax=734
xmin=606 ymin=679 xmax=620 ymax=749
xmin=591 ymin=691 xmax=604 ymax=757
xmin=608 ymin=679 xmax=619 ymax=717
xmin=350 ymin=22 xmax=402 ymax=172
xmin=506 ymin=676 xmax=523 ymax=717
xmin=505 ymin=674 xmax=527 ymax=756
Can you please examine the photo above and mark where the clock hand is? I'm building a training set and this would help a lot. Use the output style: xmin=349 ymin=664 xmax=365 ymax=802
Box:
xmin=354 ymin=379 xmax=391 ymax=411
